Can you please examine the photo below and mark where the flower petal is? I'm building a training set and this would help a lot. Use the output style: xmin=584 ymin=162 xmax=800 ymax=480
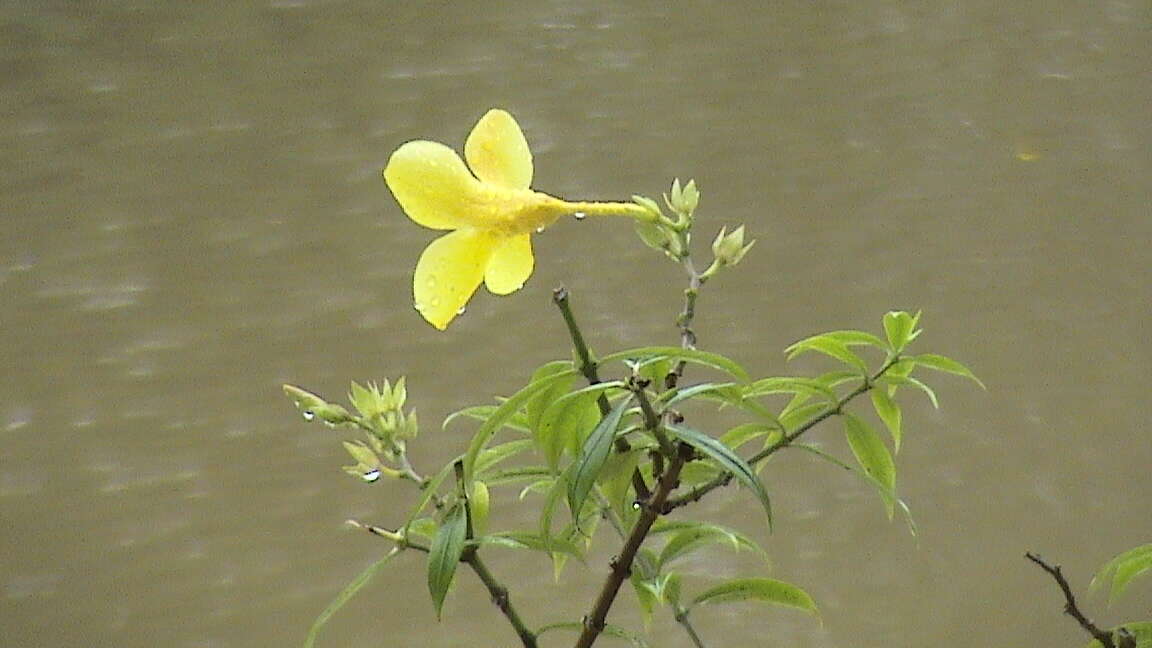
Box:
xmin=484 ymin=233 xmax=534 ymax=295
xmin=464 ymin=109 xmax=533 ymax=190
xmin=384 ymin=141 xmax=482 ymax=230
xmin=414 ymin=229 xmax=496 ymax=329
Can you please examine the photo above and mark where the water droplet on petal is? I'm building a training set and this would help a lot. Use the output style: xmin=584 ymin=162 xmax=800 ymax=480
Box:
xmin=414 ymin=301 xmax=426 ymax=312
xmin=362 ymin=468 xmax=382 ymax=482
xmin=535 ymin=226 xmax=545 ymax=234
xmin=302 ymin=410 xmax=315 ymax=421
xmin=573 ymin=212 xmax=586 ymax=221
xmin=456 ymin=306 xmax=466 ymax=315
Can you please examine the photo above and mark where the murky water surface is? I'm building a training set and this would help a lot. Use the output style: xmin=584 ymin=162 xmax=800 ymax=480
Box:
xmin=3 ymin=2 xmax=1150 ymax=646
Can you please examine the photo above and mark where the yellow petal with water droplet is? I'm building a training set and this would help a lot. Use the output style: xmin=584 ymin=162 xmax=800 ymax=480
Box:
xmin=413 ymin=229 xmax=495 ymax=329
xmin=484 ymin=233 xmax=534 ymax=295
xmin=384 ymin=141 xmax=482 ymax=230
xmin=465 ymin=109 xmax=533 ymax=190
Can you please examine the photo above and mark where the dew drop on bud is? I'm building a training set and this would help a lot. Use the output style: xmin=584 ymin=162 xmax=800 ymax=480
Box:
xmin=573 ymin=212 xmax=586 ymax=221
xmin=361 ymin=468 xmax=382 ymax=482
xmin=302 ymin=410 xmax=315 ymax=422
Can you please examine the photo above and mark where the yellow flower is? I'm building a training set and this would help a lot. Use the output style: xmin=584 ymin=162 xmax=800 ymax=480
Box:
xmin=383 ymin=109 xmax=650 ymax=330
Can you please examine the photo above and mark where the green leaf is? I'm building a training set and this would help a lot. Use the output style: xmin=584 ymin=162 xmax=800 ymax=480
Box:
xmin=666 ymin=424 xmax=772 ymax=527
xmin=822 ymin=330 xmax=889 ymax=350
xmin=785 ymin=335 xmax=867 ymax=373
xmin=468 ymin=481 xmax=490 ymax=536
xmin=482 ymin=465 xmax=552 ymax=487
xmin=474 ymin=439 xmax=534 ymax=478
xmin=537 ymin=381 xmax=624 ymax=470
xmin=598 ymin=447 xmax=643 ymax=522
xmin=427 ymin=504 xmax=467 ymax=619
xmin=1085 ymin=622 xmax=1152 ymax=648
xmin=779 ymin=401 xmax=832 ymax=433
xmin=663 ymin=382 xmax=742 ymax=407
xmin=304 ymin=548 xmax=401 ymax=648
xmin=913 ymin=354 xmax=986 ymax=389
xmin=442 ymin=404 xmax=531 ymax=434
xmin=790 ymin=443 xmax=854 ymax=471
xmin=631 ymin=572 xmax=660 ymax=628
xmin=843 ymin=413 xmax=896 ymax=518
xmin=887 ymin=374 xmax=940 ymax=409
xmin=525 ymin=361 xmax=577 ymax=434
xmin=655 ymin=523 xmax=766 ymax=570
xmin=462 ymin=369 xmax=578 ymax=483
xmin=870 ymin=388 xmax=903 ymax=452
xmin=690 ymin=577 xmax=818 ymax=615
xmin=720 ymin=422 xmax=777 ymax=450
xmin=744 ymin=377 xmax=836 ymax=401
xmin=566 ymin=396 xmax=632 ymax=520
xmin=403 ymin=460 xmax=456 ymax=531
xmin=663 ymin=572 xmax=683 ymax=607
xmin=883 ymin=311 xmax=920 ymax=352
xmin=536 ymin=621 xmax=651 ymax=647
xmin=473 ymin=531 xmax=583 ymax=558
xmin=600 ymin=346 xmax=749 ymax=382
xmin=1092 ymin=543 xmax=1152 ymax=602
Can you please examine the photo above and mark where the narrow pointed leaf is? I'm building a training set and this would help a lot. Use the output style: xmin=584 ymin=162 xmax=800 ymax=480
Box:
xmin=566 ymin=396 xmax=632 ymax=520
xmin=843 ymin=412 xmax=896 ymax=517
xmin=463 ymin=369 xmax=578 ymax=482
xmin=427 ymin=504 xmax=467 ymax=618
xmin=785 ymin=336 xmax=868 ymax=372
xmin=870 ymin=388 xmax=903 ymax=452
xmin=304 ymin=548 xmax=401 ymax=648
xmin=599 ymin=346 xmax=749 ymax=381
xmin=914 ymin=354 xmax=985 ymax=389
xmin=525 ymin=360 xmax=577 ymax=433
xmin=1091 ymin=543 xmax=1152 ymax=602
xmin=744 ymin=377 xmax=837 ymax=401
xmin=537 ymin=381 xmax=624 ymax=470
xmin=823 ymin=330 xmax=889 ymax=349
xmin=666 ymin=423 xmax=772 ymax=526
xmin=690 ymin=577 xmax=818 ymax=615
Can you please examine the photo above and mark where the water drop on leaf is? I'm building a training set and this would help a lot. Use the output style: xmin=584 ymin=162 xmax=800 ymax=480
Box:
xmin=573 ymin=212 xmax=586 ymax=220
xmin=302 ymin=410 xmax=315 ymax=421
xmin=362 ymin=469 xmax=382 ymax=482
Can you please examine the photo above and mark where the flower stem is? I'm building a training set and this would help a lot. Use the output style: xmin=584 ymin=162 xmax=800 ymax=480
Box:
xmin=564 ymin=200 xmax=654 ymax=221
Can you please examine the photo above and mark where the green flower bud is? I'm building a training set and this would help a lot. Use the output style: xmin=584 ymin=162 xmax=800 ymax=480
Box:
xmin=711 ymin=225 xmax=755 ymax=266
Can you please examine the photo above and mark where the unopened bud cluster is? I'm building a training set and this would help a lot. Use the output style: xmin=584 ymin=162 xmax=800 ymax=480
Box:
xmin=283 ymin=379 xmax=419 ymax=482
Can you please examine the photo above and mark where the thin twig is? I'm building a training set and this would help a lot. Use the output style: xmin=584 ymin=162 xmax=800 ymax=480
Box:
xmin=349 ymin=519 xmax=539 ymax=648
xmin=574 ymin=443 xmax=694 ymax=648
xmin=553 ymin=286 xmax=650 ymax=501
xmin=674 ymin=609 xmax=708 ymax=648
xmin=1025 ymin=552 xmax=1117 ymax=648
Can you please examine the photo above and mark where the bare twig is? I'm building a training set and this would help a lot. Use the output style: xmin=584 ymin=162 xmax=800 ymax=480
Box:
xmin=1025 ymin=552 xmax=1118 ymax=648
